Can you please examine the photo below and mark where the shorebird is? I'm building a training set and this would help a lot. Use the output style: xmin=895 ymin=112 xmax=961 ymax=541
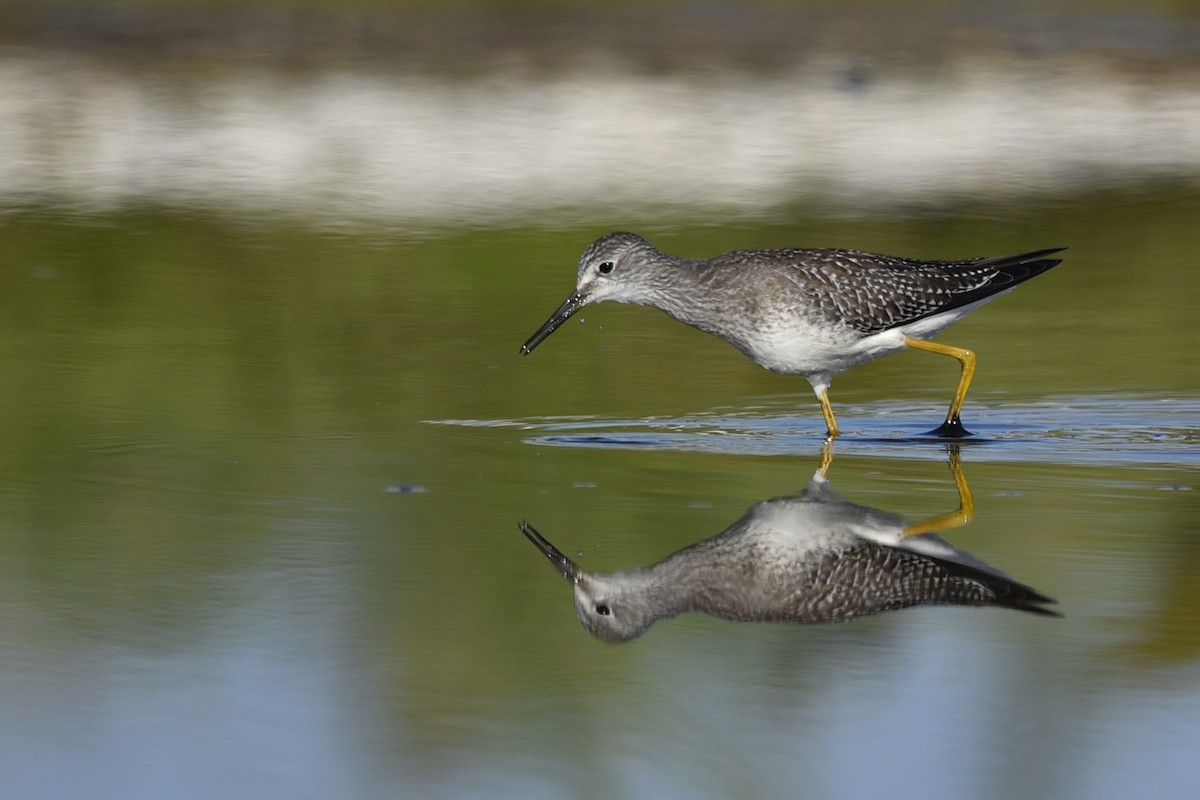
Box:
xmin=520 ymin=232 xmax=1063 ymax=437
xmin=520 ymin=454 xmax=1058 ymax=642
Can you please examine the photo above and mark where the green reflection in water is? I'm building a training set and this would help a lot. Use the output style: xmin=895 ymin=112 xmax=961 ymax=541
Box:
xmin=0 ymin=189 xmax=1197 ymax=797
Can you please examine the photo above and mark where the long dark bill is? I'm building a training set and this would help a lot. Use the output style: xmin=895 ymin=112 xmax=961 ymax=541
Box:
xmin=519 ymin=293 xmax=584 ymax=354
xmin=519 ymin=522 xmax=580 ymax=583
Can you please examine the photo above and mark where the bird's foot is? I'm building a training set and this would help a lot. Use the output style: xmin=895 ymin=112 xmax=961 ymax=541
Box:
xmin=926 ymin=415 xmax=973 ymax=438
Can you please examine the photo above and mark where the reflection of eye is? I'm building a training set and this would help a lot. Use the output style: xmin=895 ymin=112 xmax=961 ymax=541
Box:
xmin=598 ymin=261 xmax=614 ymax=275
xmin=595 ymin=604 xmax=611 ymax=616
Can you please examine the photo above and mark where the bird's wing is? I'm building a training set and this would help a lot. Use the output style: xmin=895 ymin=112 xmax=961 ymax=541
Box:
xmin=787 ymin=542 xmax=1059 ymax=621
xmin=758 ymin=248 xmax=1064 ymax=334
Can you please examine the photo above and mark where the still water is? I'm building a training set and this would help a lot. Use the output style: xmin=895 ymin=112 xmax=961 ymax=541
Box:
xmin=1 ymin=39 xmax=1199 ymax=800
xmin=1 ymin=202 xmax=1196 ymax=799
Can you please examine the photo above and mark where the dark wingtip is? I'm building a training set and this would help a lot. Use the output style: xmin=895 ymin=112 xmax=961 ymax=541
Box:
xmin=977 ymin=567 xmax=1061 ymax=617
xmin=995 ymin=590 xmax=1062 ymax=618
xmin=1002 ymin=247 xmax=1067 ymax=279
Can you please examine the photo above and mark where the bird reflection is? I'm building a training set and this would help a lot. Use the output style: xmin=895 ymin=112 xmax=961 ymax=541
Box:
xmin=522 ymin=449 xmax=1058 ymax=643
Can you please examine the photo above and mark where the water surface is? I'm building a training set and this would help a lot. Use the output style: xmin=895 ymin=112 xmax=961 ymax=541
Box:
xmin=1 ymin=32 xmax=1198 ymax=800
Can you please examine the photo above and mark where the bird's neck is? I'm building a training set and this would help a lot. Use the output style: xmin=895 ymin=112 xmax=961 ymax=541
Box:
xmin=632 ymin=255 xmax=729 ymax=327
xmin=634 ymin=546 xmax=755 ymax=619
xmin=603 ymin=560 xmax=713 ymax=625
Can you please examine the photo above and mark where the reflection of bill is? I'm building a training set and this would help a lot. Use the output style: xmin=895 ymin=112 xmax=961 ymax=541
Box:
xmin=521 ymin=452 xmax=1058 ymax=643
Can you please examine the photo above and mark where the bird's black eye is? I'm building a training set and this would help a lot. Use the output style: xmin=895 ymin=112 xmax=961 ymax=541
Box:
xmin=598 ymin=261 xmax=614 ymax=275
xmin=595 ymin=604 xmax=611 ymax=616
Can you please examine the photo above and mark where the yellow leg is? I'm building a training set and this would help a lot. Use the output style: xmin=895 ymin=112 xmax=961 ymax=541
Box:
xmin=904 ymin=336 xmax=976 ymax=436
xmin=901 ymin=448 xmax=976 ymax=537
xmin=815 ymin=385 xmax=840 ymax=439
xmin=816 ymin=438 xmax=835 ymax=480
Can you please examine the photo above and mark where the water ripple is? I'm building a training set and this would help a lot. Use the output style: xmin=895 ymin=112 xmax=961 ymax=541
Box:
xmin=432 ymin=394 xmax=1200 ymax=467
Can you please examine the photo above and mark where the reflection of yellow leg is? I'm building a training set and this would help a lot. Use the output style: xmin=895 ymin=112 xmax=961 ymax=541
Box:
xmin=904 ymin=336 xmax=976 ymax=432
xmin=815 ymin=386 xmax=840 ymax=439
xmin=816 ymin=439 xmax=835 ymax=480
xmin=901 ymin=449 xmax=975 ymax=536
